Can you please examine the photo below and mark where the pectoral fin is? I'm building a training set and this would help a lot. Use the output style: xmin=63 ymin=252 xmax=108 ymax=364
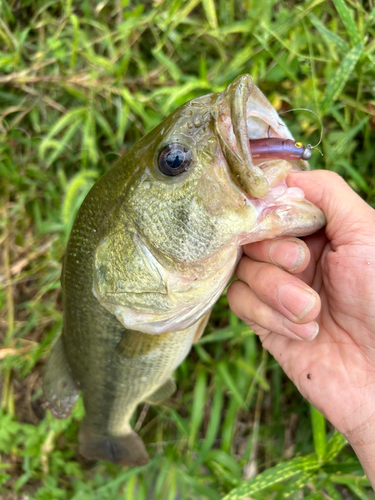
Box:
xmin=145 ymin=377 xmax=176 ymax=405
xmin=43 ymin=336 xmax=79 ymax=419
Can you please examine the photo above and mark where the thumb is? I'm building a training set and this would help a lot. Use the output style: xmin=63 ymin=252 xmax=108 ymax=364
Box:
xmin=287 ymin=170 xmax=375 ymax=247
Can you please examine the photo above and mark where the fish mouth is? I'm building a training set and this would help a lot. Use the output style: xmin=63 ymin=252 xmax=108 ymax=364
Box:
xmin=216 ymin=74 xmax=308 ymax=199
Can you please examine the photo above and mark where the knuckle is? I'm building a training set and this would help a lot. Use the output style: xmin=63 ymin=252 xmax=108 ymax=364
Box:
xmin=317 ymin=170 xmax=346 ymax=187
xmin=253 ymin=263 xmax=279 ymax=292
xmin=226 ymin=281 xmax=238 ymax=307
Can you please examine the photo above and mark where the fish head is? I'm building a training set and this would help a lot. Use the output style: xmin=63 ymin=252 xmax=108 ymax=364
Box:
xmin=93 ymin=74 xmax=325 ymax=334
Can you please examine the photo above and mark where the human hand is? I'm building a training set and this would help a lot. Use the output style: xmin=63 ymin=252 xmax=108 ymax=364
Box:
xmin=227 ymin=170 xmax=375 ymax=484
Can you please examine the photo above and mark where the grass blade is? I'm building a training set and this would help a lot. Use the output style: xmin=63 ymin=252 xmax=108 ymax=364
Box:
xmin=188 ymin=370 xmax=206 ymax=448
xmin=202 ymin=0 xmax=218 ymax=29
xmin=325 ymin=482 xmax=344 ymax=500
xmin=39 ymin=107 xmax=85 ymax=159
xmin=62 ymin=170 xmax=98 ymax=229
xmin=335 ymin=159 xmax=370 ymax=194
xmin=320 ymin=42 xmax=363 ymax=114
xmin=332 ymin=0 xmax=361 ymax=46
xmin=217 ymin=361 xmax=245 ymax=408
xmin=222 ymin=455 xmax=320 ymax=499
xmin=310 ymin=405 xmax=326 ymax=461
xmin=200 ymin=375 xmax=223 ymax=455
xmin=45 ymin=120 xmax=81 ymax=167
xmin=324 ymin=431 xmax=347 ymax=462
xmin=309 ymin=14 xmax=348 ymax=55
xmin=329 ymin=116 xmax=369 ymax=157
xmin=276 ymin=470 xmax=317 ymax=498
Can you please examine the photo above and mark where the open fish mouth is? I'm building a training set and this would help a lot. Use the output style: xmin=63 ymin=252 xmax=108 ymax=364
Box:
xmin=216 ymin=74 xmax=308 ymax=199
xmin=215 ymin=74 xmax=326 ymax=238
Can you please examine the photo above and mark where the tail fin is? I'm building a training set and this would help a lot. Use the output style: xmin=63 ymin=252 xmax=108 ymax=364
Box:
xmin=79 ymin=426 xmax=149 ymax=466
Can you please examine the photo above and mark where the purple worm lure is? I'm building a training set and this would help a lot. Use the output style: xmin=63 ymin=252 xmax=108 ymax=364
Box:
xmin=248 ymin=107 xmax=323 ymax=162
xmin=249 ymin=138 xmax=312 ymax=162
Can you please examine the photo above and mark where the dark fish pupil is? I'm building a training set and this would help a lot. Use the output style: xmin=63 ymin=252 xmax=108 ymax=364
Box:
xmin=166 ymin=150 xmax=184 ymax=169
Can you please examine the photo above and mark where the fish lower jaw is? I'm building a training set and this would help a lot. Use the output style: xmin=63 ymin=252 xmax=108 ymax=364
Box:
xmin=239 ymin=187 xmax=326 ymax=245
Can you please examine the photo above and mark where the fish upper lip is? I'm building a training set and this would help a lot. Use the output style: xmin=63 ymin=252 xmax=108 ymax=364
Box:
xmin=215 ymin=75 xmax=268 ymax=199
xmin=216 ymin=74 xmax=308 ymax=200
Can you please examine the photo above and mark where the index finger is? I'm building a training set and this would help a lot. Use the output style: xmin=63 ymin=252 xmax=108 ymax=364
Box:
xmin=242 ymin=237 xmax=310 ymax=274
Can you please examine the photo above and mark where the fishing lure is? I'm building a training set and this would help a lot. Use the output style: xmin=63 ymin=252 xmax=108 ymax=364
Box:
xmin=249 ymin=138 xmax=312 ymax=161
xmin=249 ymin=108 xmax=323 ymax=163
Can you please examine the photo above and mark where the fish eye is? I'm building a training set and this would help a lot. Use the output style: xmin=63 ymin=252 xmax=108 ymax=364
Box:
xmin=158 ymin=144 xmax=191 ymax=176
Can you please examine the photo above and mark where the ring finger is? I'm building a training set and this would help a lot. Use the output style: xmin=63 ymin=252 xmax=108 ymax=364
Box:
xmin=235 ymin=256 xmax=321 ymax=325
xmin=227 ymin=280 xmax=319 ymax=341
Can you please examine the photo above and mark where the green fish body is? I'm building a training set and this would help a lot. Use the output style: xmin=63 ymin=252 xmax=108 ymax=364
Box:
xmin=44 ymin=75 xmax=325 ymax=466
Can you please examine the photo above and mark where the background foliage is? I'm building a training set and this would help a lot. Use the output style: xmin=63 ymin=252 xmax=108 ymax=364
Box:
xmin=1 ymin=0 xmax=375 ymax=498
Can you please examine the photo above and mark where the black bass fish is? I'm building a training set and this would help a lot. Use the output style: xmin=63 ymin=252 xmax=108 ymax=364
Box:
xmin=44 ymin=75 xmax=325 ymax=466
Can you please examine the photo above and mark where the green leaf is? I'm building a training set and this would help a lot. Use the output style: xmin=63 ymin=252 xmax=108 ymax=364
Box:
xmin=301 ymin=494 xmax=324 ymax=500
xmin=364 ymin=7 xmax=375 ymax=31
xmin=309 ymin=14 xmax=349 ymax=55
xmin=189 ymin=370 xmax=207 ymax=447
xmin=332 ymin=0 xmax=361 ymax=46
xmin=310 ymin=405 xmax=326 ymax=460
xmin=95 ymin=461 xmax=153 ymax=495
xmin=217 ymin=361 xmax=245 ymax=408
xmin=331 ymin=474 xmax=370 ymax=488
xmin=335 ymin=159 xmax=370 ymax=194
xmin=222 ymin=455 xmax=320 ymax=499
xmin=170 ymin=0 xmax=201 ymax=30
xmin=322 ymin=461 xmax=364 ymax=475
xmin=329 ymin=116 xmax=370 ymax=158
xmin=206 ymin=449 xmax=242 ymax=479
xmin=236 ymin=358 xmax=270 ymax=391
xmin=81 ymin=109 xmax=98 ymax=166
xmin=320 ymin=42 xmax=363 ymax=114
xmin=227 ymin=45 xmax=254 ymax=74
xmin=324 ymin=431 xmax=347 ymax=462
xmin=197 ymin=323 xmax=251 ymax=344
xmin=162 ymin=79 xmax=210 ymax=112
xmin=166 ymin=408 xmax=190 ymax=438
xmin=39 ymin=107 xmax=86 ymax=159
xmin=347 ymin=483 xmax=372 ymax=500
xmin=202 ymin=0 xmax=218 ymax=29
xmin=179 ymin=470 xmax=221 ymax=500
xmin=62 ymin=170 xmax=98 ymax=227
xmin=276 ymin=470 xmax=316 ymax=499
xmin=199 ymin=375 xmax=223 ymax=455
xmin=152 ymin=49 xmax=181 ymax=81
xmin=121 ymin=87 xmax=152 ymax=125
xmin=324 ymin=481 xmax=344 ymax=500
xmin=45 ymin=120 xmax=81 ymax=166
xmin=221 ymin=396 xmax=240 ymax=453
xmin=70 ymin=13 xmax=79 ymax=68
xmin=93 ymin=109 xmax=115 ymax=146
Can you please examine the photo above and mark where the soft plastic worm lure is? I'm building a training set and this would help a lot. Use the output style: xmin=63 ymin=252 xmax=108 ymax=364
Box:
xmin=249 ymin=137 xmax=313 ymax=161
xmin=249 ymin=108 xmax=323 ymax=162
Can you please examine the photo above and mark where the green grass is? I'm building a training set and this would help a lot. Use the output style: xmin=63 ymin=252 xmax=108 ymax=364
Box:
xmin=1 ymin=0 xmax=375 ymax=498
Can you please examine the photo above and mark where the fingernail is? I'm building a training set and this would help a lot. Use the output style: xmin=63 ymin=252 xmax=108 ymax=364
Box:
xmin=287 ymin=320 xmax=319 ymax=341
xmin=305 ymin=322 xmax=319 ymax=341
xmin=278 ymin=283 xmax=316 ymax=319
xmin=269 ymin=240 xmax=305 ymax=272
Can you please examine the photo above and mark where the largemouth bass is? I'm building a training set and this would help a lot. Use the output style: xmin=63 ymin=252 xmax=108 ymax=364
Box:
xmin=44 ymin=75 xmax=325 ymax=466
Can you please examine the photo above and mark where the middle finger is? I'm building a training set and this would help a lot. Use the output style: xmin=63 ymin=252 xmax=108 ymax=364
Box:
xmin=235 ymin=256 xmax=321 ymax=324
